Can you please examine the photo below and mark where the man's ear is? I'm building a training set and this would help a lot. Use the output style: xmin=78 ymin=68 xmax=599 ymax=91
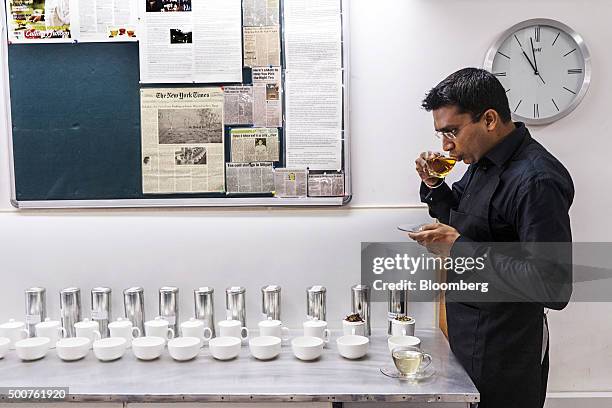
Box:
xmin=483 ymin=109 xmax=499 ymax=131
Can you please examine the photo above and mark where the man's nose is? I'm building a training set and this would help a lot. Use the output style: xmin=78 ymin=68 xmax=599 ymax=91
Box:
xmin=442 ymin=138 xmax=455 ymax=152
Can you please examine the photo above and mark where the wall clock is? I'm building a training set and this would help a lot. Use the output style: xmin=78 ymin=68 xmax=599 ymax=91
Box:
xmin=483 ymin=18 xmax=591 ymax=125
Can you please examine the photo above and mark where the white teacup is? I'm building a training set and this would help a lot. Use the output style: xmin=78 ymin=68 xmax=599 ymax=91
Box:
xmin=74 ymin=319 xmax=101 ymax=348
xmin=0 ymin=319 xmax=29 ymax=350
xmin=337 ymin=334 xmax=369 ymax=360
xmin=249 ymin=336 xmax=281 ymax=360
xmin=109 ymin=317 xmax=141 ymax=348
xmin=258 ymin=319 xmax=289 ymax=342
xmin=342 ymin=320 xmax=365 ymax=336
xmin=56 ymin=337 xmax=90 ymax=361
xmin=180 ymin=318 xmax=213 ymax=347
xmin=145 ymin=317 xmax=175 ymax=343
xmin=303 ymin=319 xmax=330 ymax=343
xmin=209 ymin=336 xmax=241 ymax=360
xmin=35 ymin=318 xmax=67 ymax=348
xmin=218 ymin=320 xmax=248 ymax=340
xmin=292 ymin=336 xmax=324 ymax=361
xmin=391 ymin=317 xmax=415 ymax=337
xmin=15 ymin=337 xmax=50 ymax=361
xmin=388 ymin=335 xmax=421 ymax=353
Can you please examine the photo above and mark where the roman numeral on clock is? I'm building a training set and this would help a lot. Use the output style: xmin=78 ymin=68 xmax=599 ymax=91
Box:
xmin=533 ymin=103 xmax=539 ymax=118
xmin=568 ymin=69 xmax=583 ymax=74
xmin=535 ymin=26 xmax=541 ymax=42
xmin=493 ymin=72 xmax=507 ymax=77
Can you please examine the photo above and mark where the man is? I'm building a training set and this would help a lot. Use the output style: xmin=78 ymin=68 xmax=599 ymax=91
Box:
xmin=409 ymin=68 xmax=574 ymax=408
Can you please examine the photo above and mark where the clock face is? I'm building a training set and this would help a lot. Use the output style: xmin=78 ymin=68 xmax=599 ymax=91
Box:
xmin=486 ymin=20 xmax=590 ymax=124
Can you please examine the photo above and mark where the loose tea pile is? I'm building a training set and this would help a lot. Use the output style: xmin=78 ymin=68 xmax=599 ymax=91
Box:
xmin=345 ymin=313 xmax=364 ymax=322
xmin=394 ymin=315 xmax=413 ymax=322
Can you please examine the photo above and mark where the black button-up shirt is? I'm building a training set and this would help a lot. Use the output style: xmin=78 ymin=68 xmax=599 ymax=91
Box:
xmin=420 ymin=122 xmax=574 ymax=307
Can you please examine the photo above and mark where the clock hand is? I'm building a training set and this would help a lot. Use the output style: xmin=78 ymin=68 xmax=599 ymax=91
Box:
xmin=521 ymin=49 xmax=538 ymax=74
xmin=530 ymin=37 xmax=539 ymax=74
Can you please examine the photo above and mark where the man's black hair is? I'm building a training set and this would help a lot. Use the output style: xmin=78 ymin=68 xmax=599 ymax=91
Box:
xmin=422 ymin=68 xmax=512 ymax=123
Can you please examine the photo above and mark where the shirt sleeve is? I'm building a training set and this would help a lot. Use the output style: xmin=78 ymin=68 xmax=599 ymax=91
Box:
xmin=419 ymin=167 xmax=471 ymax=224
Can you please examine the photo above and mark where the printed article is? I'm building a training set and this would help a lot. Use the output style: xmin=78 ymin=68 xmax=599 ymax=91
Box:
xmin=141 ymin=87 xmax=225 ymax=194
xmin=252 ymin=66 xmax=282 ymax=128
xmin=224 ymin=86 xmax=254 ymax=125
xmin=283 ymin=0 xmax=343 ymax=171
xmin=274 ymin=168 xmax=307 ymax=198
xmin=226 ymin=162 xmax=274 ymax=193
xmin=77 ymin=0 xmax=138 ymax=42
xmin=308 ymin=173 xmax=344 ymax=197
xmin=284 ymin=70 xmax=343 ymax=170
xmin=243 ymin=26 xmax=280 ymax=68
xmin=139 ymin=0 xmax=242 ymax=83
xmin=242 ymin=0 xmax=278 ymax=27
xmin=230 ymin=128 xmax=279 ymax=163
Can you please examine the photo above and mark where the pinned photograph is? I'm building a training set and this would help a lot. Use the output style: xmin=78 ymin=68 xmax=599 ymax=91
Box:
xmin=175 ymin=147 xmax=207 ymax=165
xmin=170 ymin=28 xmax=192 ymax=44
xmin=158 ymin=108 xmax=223 ymax=144
xmin=146 ymin=0 xmax=192 ymax=12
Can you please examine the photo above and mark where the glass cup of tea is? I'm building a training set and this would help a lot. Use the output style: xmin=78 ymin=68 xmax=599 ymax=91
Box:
xmin=426 ymin=154 xmax=457 ymax=178
xmin=392 ymin=346 xmax=432 ymax=378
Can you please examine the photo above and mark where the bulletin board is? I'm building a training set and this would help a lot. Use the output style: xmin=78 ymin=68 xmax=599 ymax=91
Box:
xmin=4 ymin=0 xmax=351 ymax=208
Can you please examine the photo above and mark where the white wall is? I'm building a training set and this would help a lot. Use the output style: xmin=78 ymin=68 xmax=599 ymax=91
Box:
xmin=1 ymin=0 xmax=612 ymax=404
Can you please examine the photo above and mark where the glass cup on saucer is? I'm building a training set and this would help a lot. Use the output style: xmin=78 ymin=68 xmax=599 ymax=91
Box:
xmin=391 ymin=346 xmax=432 ymax=378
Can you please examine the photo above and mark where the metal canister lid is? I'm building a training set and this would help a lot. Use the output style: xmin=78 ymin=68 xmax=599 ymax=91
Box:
xmin=195 ymin=287 xmax=214 ymax=294
xmin=226 ymin=286 xmax=246 ymax=294
xmin=25 ymin=287 xmax=46 ymax=294
xmin=307 ymin=285 xmax=326 ymax=293
xmin=61 ymin=287 xmax=80 ymax=294
xmin=160 ymin=286 xmax=179 ymax=294
xmin=124 ymin=286 xmax=144 ymax=294
xmin=92 ymin=287 xmax=112 ymax=294
xmin=261 ymin=285 xmax=281 ymax=293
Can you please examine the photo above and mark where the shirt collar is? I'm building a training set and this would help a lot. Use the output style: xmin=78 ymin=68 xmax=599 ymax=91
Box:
xmin=482 ymin=122 xmax=528 ymax=167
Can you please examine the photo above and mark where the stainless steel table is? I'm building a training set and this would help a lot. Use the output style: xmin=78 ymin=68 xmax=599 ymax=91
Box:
xmin=0 ymin=328 xmax=479 ymax=405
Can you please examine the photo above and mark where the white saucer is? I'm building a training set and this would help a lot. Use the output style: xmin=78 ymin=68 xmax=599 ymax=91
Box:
xmin=397 ymin=223 xmax=428 ymax=233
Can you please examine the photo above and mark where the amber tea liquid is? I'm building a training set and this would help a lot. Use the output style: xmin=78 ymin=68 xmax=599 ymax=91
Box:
xmin=427 ymin=156 xmax=457 ymax=178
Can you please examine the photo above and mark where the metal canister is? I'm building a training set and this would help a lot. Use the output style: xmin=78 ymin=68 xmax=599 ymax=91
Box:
xmin=351 ymin=284 xmax=371 ymax=336
xmin=60 ymin=287 xmax=82 ymax=337
xmin=25 ymin=287 xmax=46 ymax=337
xmin=225 ymin=286 xmax=246 ymax=326
xmin=387 ymin=288 xmax=408 ymax=334
xmin=159 ymin=287 xmax=179 ymax=337
xmin=261 ymin=285 xmax=281 ymax=321
xmin=123 ymin=287 xmax=145 ymax=335
xmin=194 ymin=287 xmax=215 ymax=337
xmin=306 ymin=286 xmax=326 ymax=321
xmin=91 ymin=287 xmax=112 ymax=338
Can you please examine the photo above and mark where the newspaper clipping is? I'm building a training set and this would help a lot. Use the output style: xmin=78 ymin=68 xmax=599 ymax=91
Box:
xmin=141 ymin=87 xmax=225 ymax=194
xmin=252 ymin=66 xmax=282 ymax=127
xmin=230 ymin=128 xmax=279 ymax=163
xmin=308 ymin=173 xmax=344 ymax=197
xmin=7 ymin=0 xmax=72 ymax=41
xmin=243 ymin=26 xmax=280 ymax=68
xmin=139 ymin=0 xmax=243 ymax=83
xmin=224 ymin=86 xmax=254 ymax=125
xmin=274 ymin=169 xmax=307 ymax=198
xmin=242 ymin=0 xmax=279 ymax=27
xmin=226 ymin=162 xmax=274 ymax=194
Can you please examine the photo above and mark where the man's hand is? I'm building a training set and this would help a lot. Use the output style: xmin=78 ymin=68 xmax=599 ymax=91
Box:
xmin=407 ymin=223 xmax=460 ymax=257
xmin=416 ymin=151 xmax=444 ymax=187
